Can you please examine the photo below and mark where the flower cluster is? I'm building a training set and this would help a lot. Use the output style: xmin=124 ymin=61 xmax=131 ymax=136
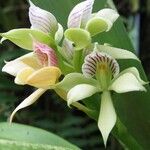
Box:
xmin=0 ymin=0 xmax=147 ymax=146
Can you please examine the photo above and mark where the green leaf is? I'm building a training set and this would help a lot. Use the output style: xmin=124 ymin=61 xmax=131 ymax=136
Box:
xmin=0 ymin=29 xmax=55 ymax=50
xmin=0 ymin=122 xmax=80 ymax=150
xmin=0 ymin=139 xmax=74 ymax=150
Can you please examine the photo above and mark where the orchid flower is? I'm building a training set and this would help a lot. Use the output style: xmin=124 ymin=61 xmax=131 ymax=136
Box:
xmin=57 ymin=51 xmax=147 ymax=146
xmin=0 ymin=0 xmax=65 ymax=122
xmin=1 ymin=0 xmax=92 ymax=122
xmin=2 ymin=41 xmax=61 ymax=123
xmin=64 ymin=0 xmax=119 ymax=50
xmin=0 ymin=0 xmax=63 ymax=50
xmin=60 ymin=40 xmax=140 ymax=75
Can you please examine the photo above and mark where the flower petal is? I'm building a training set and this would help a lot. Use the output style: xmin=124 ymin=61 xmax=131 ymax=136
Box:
xmin=82 ymin=51 xmax=119 ymax=78
xmin=86 ymin=17 xmax=109 ymax=36
xmin=10 ymin=88 xmax=46 ymax=123
xmin=33 ymin=42 xmax=58 ymax=67
xmin=98 ymin=91 xmax=117 ymax=146
xmin=109 ymin=72 xmax=146 ymax=93
xmin=96 ymin=8 xmax=119 ymax=31
xmin=55 ymin=23 xmax=64 ymax=44
xmin=61 ymin=38 xmax=74 ymax=61
xmin=26 ymin=66 xmax=61 ymax=89
xmin=64 ymin=28 xmax=91 ymax=50
xmin=67 ymin=84 xmax=98 ymax=106
xmin=56 ymin=73 xmax=99 ymax=92
xmin=95 ymin=44 xmax=139 ymax=61
xmin=29 ymin=0 xmax=58 ymax=35
xmin=119 ymin=67 xmax=148 ymax=85
xmin=0 ymin=29 xmax=55 ymax=50
xmin=2 ymin=60 xmax=29 ymax=76
xmin=67 ymin=0 xmax=94 ymax=28
xmin=14 ymin=67 xmax=34 ymax=85
xmin=19 ymin=52 xmax=42 ymax=69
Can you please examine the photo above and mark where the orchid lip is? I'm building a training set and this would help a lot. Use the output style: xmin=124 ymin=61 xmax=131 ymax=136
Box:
xmin=82 ymin=51 xmax=119 ymax=90
xmin=33 ymin=42 xmax=58 ymax=67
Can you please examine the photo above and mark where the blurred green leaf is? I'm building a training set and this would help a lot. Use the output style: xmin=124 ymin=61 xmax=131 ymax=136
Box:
xmin=0 ymin=122 xmax=80 ymax=150
xmin=0 ymin=139 xmax=73 ymax=150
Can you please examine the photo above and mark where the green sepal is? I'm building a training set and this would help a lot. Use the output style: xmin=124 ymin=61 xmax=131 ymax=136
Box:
xmin=0 ymin=29 xmax=55 ymax=50
xmin=55 ymin=73 xmax=99 ymax=92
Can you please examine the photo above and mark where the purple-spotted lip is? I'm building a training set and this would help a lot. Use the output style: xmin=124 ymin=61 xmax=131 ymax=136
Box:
xmin=82 ymin=51 xmax=120 ymax=78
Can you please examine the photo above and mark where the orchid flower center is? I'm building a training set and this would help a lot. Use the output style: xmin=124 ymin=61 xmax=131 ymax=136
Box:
xmin=34 ymin=42 xmax=58 ymax=67
xmin=82 ymin=51 xmax=119 ymax=90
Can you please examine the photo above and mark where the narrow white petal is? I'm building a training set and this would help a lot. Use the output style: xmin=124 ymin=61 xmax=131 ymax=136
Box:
xmin=67 ymin=0 xmax=94 ymax=28
xmin=67 ymin=84 xmax=98 ymax=106
xmin=98 ymin=91 xmax=117 ymax=146
xmin=109 ymin=72 xmax=146 ymax=93
xmin=29 ymin=0 xmax=58 ymax=35
xmin=10 ymin=89 xmax=46 ymax=123
xmin=96 ymin=44 xmax=139 ymax=61
xmin=55 ymin=23 xmax=64 ymax=44
xmin=96 ymin=8 xmax=119 ymax=31
xmin=2 ymin=60 xmax=28 ymax=76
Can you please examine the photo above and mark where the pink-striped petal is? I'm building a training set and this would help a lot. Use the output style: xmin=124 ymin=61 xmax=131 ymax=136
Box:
xmin=67 ymin=0 xmax=95 ymax=28
xmin=82 ymin=51 xmax=119 ymax=78
xmin=29 ymin=0 xmax=58 ymax=35
xmin=33 ymin=42 xmax=58 ymax=67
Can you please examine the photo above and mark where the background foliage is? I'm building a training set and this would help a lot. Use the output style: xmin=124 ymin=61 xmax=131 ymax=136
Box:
xmin=0 ymin=0 xmax=150 ymax=149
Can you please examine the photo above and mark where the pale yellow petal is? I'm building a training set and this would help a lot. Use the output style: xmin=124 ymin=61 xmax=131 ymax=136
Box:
xmin=19 ymin=52 xmax=42 ymax=69
xmin=15 ymin=67 xmax=34 ymax=85
xmin=26 ymin=67 xmax=61 ymax=89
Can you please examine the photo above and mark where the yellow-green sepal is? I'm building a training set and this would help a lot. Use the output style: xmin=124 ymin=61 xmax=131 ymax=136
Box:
xmin=0 ymin=29 xmax=55 ymax=50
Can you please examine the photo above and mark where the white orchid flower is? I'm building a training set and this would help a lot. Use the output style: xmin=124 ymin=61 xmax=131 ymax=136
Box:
xmin=66 ymin=51 xmax=147 ymax=146
xmin=2 ymin=41 xmax=61 ymax=123
xmin=64 ymin=0 xmax=119 ymax=50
